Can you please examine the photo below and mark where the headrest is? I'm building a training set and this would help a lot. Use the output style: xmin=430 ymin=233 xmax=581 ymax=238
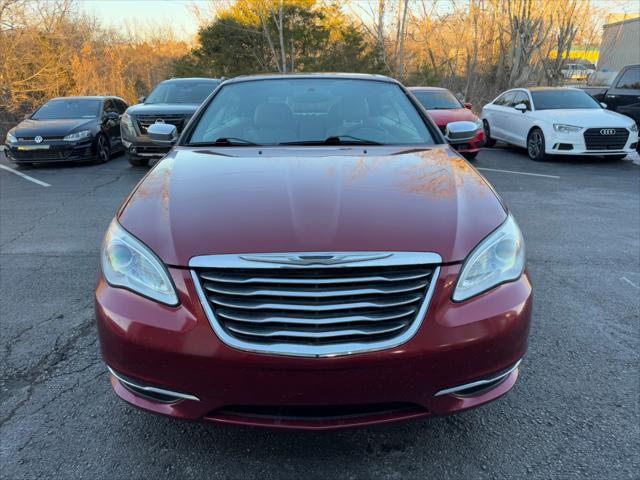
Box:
xmin=254 ymin=103 xmax=292 ymax=129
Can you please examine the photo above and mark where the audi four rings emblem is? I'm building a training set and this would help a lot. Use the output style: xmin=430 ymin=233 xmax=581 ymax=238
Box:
xmin=600 ymin=129 xmax=616 ymax=135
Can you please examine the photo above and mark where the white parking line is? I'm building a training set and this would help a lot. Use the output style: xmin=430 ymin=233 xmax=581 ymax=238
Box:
xmin=0 ymin=164 xmax=51 ymax=187
xmin=621 ymin=276 xmax=639 ymax=289
xmin=477 ymin=167 xmax=560 ymax=179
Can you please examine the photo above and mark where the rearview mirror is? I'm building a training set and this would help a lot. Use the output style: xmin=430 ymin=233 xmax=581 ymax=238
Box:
xmin=514 ymin=103 xmax=527 ymax=113
xmin=148 ymin=123 xmax=178 ymax=146
xmin=445 ymin=121 xmax=477 ymax=144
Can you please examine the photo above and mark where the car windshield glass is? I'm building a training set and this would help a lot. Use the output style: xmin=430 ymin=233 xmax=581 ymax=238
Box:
xmin=531 ymin=90 xmax=600 ymax=110
xmin=32 ymin=99 xmax=101 ymax=119
xmin=146 ymin=81 xmax=219 ymax=104
xmin=188 ymin=78 xmax=435 ymax=146
xmin=412 ymin=90 xmax=462 ymax=109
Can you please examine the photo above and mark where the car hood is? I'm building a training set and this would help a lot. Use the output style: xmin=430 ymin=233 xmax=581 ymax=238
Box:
xmin=126 ymin=103 xmax=200 ymax=116
xmin=118 ymin=146 xmax=507 ymax=266
xmin=537 ymin=109 xmax=634 ymax=127
xmin=13 ymin=118 xmax=95 ymax=138
xmin=427 ymin=108 xmax=478 ymax=126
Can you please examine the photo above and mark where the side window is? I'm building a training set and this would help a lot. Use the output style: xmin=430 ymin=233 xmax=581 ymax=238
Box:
xmin=511 ymin=91 xmax=531 ymax=110
xmin=103 ymin=99 xmax=116 ymax=113
xmin=494 ymin=91 xmax=515 ymax=107
xmin=114 ymin=99 xmax=128 ymax=114
xmin=616 ymin=67 xmax=640 ymax=89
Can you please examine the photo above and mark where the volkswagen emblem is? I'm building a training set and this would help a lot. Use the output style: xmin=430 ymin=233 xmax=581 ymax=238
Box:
xmin=155 ymin=119 xmax=165 ymax=124
xmin=600 ymin=129 xmax=616 ymax=136
xmin=34 ymin=135 xmax=43 ymax=144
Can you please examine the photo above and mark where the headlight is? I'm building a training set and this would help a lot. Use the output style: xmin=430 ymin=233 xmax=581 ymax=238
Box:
xmin=629 ymin=123 xmax=638 ymax=133
xmin=63 ymin=130 xmax=91 ymax=141
xmin=553 ymin=124 xmax=582 ymax=134
xmin=453 ymin=214 xmax=525 ymax=302
xmin=101 ymin=220 xmax=178 ymax=306
xmin=5 ymin=131 xmax=17 ymax=144
xmin=120 ymin=112 xmax=135 ymax=139
xmin=474 ymin=119 xmax=483 ymax=129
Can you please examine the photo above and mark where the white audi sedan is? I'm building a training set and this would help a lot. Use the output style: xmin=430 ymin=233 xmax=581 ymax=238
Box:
xmin=481 ymin=87 xmax=638 ymax=161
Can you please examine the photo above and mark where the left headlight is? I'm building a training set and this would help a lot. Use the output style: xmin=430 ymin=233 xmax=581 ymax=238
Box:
xmin=63 ymin=130 xmax=91 ymax=141
xmin=5 ymin=131 xmax=17 ymax=144
xmin=101 ymin=219 xmax=179 ymax=306
xmin=453 ymin=214 xmax=525 ymax=302
xmin=553 ymin=124 xmax=582 ymax=134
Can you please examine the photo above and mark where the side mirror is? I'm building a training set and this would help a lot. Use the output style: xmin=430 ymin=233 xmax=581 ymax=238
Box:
xmin=445 ymin=121 xmax=478 ymax=144
xmin=463 ymin=102 xmax=473 ymax=110
xmin=23 ymin=114 xmax=31 ymax=120
xmin=600 ymin=102 xmax=607 ymax=109
xmin=514 ymin=103 xmax=527 ymax=113
xmin=138 ymin=96 xmax=146 ymax=104
xmin=148 ymin=123 xmax=178 ymax=146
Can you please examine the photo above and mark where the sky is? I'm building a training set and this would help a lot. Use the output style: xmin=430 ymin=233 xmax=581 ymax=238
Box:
xmin=78 ymin=0 xmax=640 ymax=41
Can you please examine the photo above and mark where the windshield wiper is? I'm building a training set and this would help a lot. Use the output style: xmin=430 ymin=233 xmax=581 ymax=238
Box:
xmin=280 ymin=135 xmax=382 ymax=146
xmin=191 ymin=137 xmax=259 ymax=146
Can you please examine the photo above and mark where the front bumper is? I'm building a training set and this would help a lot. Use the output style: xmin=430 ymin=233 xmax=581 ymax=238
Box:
xmin=5 ymin=139 xmax=94 ymax=163
xmin=451 ymin=129 xmax=485 ymax=154
xmin=96 ymin=264 xmax=532 ymax=430
xmin=545 ymin=128 xmax=638 ymax=156
xmin=123 ymin=137 xmax=170 ymax=160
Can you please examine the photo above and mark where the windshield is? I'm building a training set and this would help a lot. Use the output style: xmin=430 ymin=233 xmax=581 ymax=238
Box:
xmin=146 ymin=81 xmax=219 ymax=104
xmin=32 ymin=99 xmax=100 ymax=119
xmin=188 ymin=79 xmax=435 ymax=146
xmin=531 ymin=90 xmax=600 ymax=110
xmin=412 ymin=90 xmax=462 ymax=110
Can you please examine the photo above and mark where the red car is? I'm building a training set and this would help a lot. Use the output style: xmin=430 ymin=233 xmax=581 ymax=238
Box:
xmin=97 ymin=74 xmax=532 ymax=430
xmin=409 ymin=86 xmax=485 ymax=159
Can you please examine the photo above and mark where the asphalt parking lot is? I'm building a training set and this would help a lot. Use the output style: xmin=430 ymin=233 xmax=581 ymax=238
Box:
xmin=1 ymin=146 xmax=638 ymax=479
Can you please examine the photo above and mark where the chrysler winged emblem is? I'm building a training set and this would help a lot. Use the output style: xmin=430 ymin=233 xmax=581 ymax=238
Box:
xmin=239 ymin=253 xmax=393 ymax=266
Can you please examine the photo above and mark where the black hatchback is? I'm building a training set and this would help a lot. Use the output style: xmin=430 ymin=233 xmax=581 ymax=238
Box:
xmin=4 ymin=96 xmax=128 ymax=165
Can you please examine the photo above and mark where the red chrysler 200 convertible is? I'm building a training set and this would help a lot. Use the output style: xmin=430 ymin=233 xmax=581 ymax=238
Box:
xmin=96 ymin=74 xmax=532 ymax=430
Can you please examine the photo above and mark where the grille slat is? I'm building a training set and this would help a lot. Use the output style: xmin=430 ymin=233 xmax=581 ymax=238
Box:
xmin=216 ymin=308 xmax=416 ymax=325
xmin=200 ymin=270 xmax=431 ymax=285
xmin=226 ymin=322 xmax=407 ymax=339
xmin=203 ymin=279 xmax=429 ymax=298
xmin=194 ymin=256 xmax=438 ymax=352
xmin=209 ymin=293 xmax=423 ymax=312
xmin=583 ymin=128 xmax=629 ymax=150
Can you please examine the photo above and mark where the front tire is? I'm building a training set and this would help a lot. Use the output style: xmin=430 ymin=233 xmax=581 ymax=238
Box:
xmin=527 ymin=128 xmax=547 ymax=161
xmin=95 ymin=135 xmax=110 ymax=164
xmin=483 ymin=120 xmax=496 ymax=148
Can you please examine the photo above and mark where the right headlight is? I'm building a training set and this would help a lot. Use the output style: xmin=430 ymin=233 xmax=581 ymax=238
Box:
xmin=120 ymin=112 xmax=135 ymax=139
xmin=5 ymin=131 xmax=17 ymax=144
xmin=453 ymin=214 xmax=525 ymax=302
xmin=101 ymin=219 xmax=178 ymax=306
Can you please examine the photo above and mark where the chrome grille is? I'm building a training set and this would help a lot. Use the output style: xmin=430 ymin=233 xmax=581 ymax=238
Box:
xmin=583 ymin=128 xmax=629 ymax=150
xmin=135 ymin=114 xmax=189 ymax=134
xmin=191 ymin=252 xmax=441 ymax=357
